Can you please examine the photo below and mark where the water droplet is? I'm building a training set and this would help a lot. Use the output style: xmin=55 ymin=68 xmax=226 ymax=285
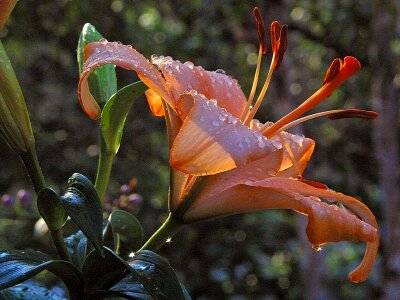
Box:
xmin=272 ymin=141 xmax=282 ymax=149
xmin=99 ymin=38 xmax=108 ymax=44
xmin=228 ymin=116 xmax=238 ymax=125
xmin=258 ymin=141 xmax=266 ymax=148
xmin=212 ymin=120 xmax=220 ymax=127
xmin=292 ymin=135 xmax=304 ymax=145
xmin=312 ymin=245 xmax=323 ymax=252
xmin=219 ymin=114 xmax=226 ymax=121
xmin=184 ymin=61 xmax=195 ymax=70
xmin=215 ymin=69 xmax=226 ymax=74
xmin=94 ymin=47 xmax=101 ymax=54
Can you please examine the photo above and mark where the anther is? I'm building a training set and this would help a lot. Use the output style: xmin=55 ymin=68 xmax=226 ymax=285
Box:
xmin=323 ymin=58 xmax=342 ymax=85
xmin=327 ymin=109 xmax=378 ymax=120
xmin=253 ymin=7 xmax=267 ymax=54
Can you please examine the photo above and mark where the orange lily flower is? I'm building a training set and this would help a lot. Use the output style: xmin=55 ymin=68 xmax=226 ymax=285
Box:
xmin=78 ymin=9 xmax=379 ymax=283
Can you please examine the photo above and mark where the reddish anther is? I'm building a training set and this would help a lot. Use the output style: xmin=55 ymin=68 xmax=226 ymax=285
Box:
xmin=253 ymin=7 xmax=267 ymax=54
xmin=323 ymin=58 xmax=342 ymax=85
xmin=327 ymin=109 xmax=378 ymax=120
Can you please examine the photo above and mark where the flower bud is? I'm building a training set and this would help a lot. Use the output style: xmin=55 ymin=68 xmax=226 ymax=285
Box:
xmin=0 ymin=40 xmax=35 ymax=153
xmin=77 ymin=23 xmax=117 ymax=110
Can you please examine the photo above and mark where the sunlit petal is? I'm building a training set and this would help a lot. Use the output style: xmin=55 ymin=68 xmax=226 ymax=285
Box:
xmin=273 ymin=131 xmax=315 ymax=177
xmin=183 ymin=177 xmax=378 ymax=283
xmin=145 ymin=89 xmax=164 ymax=117
xmin=151 ymin=55 xmax=247 ymax=118
xmin=252 ymin=177 xmax=379 ymax=283
xmin=78 ymin=41 xmax=173 ymax=119
xmin=170 ymin=92 xmax=281 ymax=175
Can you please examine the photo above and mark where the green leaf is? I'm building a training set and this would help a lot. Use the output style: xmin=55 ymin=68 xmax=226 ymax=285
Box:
xmin=77 ymin=23 xmax=117 ymax=106
xmin=83 ymin=247 xmax=158 ymax=299
xmin=126 ymin=250 xmax=187 ymax=300
xmin=0 ymin=283 xmax=67 ymax=300
xmin=37 ymin=188 xmax=68 ymax=231
xmin=101 ymin=81 xmax=147 ymax=154
xmin=0 ymin=250 xmax=83 ymax=299
xmin=64 ymin=231 xmax=88 ymax=269
xmin=82 ymin=247 xmax=128 ymax=291
xmin=59 ymin=173 xmax=103 ymax=256
xmin=106 ymin=210 xmax=144 ymax=255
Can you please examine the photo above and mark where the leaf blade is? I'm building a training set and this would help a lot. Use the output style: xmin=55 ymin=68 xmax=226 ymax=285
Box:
xmin=101 ymin=81 xmax=147 ymax=154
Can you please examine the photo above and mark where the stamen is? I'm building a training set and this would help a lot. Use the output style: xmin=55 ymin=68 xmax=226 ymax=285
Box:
xmin=243 ymin=54 xmax=275 ymax=125
xmin=277 ymin=133 xmax=302 ymax=177
xmin=242 ymin=21 xmax=288 ymax=125
xmin=240 ymin=8 xmax=267 ymax=122
xmin=270 ymin=21 xmax=281 ymax=53
xmin=261 ymin=56 xmax=361 ymax=138
xmin=241 ymin=46 xmax=263 ymax=122
xmin=262 ymin=109 xmax=376 ymax=136
xmin=253 ymin=7 xmax=267 ymax=54
xmin=274 ymin=24 xmax=288 ymax=71
xmin=323 ymin=58 xmax=342 ymax=85
xmin=327 ymin=109 xmax=378 ymax=120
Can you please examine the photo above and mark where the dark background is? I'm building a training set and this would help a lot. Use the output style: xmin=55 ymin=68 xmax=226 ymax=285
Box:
xmin=1 ymin=1 xmax=399 ymax=299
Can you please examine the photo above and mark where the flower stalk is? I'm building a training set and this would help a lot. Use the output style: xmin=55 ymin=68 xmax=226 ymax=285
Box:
xmin=139 ymin=213 xmax=184 ymax=252
xmin=95 ymin=132 xmax=115 ymax=202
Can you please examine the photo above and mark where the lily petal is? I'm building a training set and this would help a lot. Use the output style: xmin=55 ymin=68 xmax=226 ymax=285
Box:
xmin=151 ymin=55 xmax=247 ymax=118
xmin=78 ymin=41 xmax=173 ymax=119
xmin=183 ymin=177 xmax=378 ymax=283
xmin=252 ymin=177 xmax=379 ymax=283
xmin=170 ymin=92 xmax=281 ymax=175
xmin=273 ymin=131 xmax=315 ymax=177
xmin=145 ymin=89 xmax=164 ymax=117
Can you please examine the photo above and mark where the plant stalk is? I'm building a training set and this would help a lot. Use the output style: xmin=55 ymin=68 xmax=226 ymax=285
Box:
xmin=139 ymin=213 xmax=184 ymax=252
xmin=20 ymin=144 xmax=71 ymax=262
xmin=50 ymin=229 xmax=71 ymax=261
xmin=95 ymin=134 xmax=115 ymax=202
xmin=20 ymin=144 xmax=45 ymax=194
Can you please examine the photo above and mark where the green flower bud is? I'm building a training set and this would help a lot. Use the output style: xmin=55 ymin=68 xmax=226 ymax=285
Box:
xmin=77 ymin=23 xmax=117 ymax=107
xmin=0 ymin=40 xmax=34 ymax=153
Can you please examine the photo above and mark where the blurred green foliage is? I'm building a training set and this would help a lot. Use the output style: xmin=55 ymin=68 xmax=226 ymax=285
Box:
xmin=0 ymin=1 xmax=382 ymax=299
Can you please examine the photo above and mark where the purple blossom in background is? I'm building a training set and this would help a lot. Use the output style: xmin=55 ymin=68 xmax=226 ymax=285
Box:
xmin=1 ymin=194 xmax=14 ymax=207
xmin=120 ymin=184 xmax=130 ymax=195
xmin=128 ymin=193 xmax=142 ymax=204
xmin=16 ymin=189 xmax=31 ymax=205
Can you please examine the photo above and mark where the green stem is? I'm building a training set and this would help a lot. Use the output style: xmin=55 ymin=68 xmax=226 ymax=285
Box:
xmin=95 ymin=135 xmax=115 ymax=202
xmin=20 ymin=144 xmax=45 ymax=194
xmin=140 ymin=213 xmax=184 ymax=252
xmin=50 ymin=229 xmax=71 ymax=261
xmin=20 ymin=144 xmax=71 ymax=262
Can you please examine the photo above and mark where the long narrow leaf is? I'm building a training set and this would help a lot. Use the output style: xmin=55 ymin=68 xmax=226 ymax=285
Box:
xmin=0 ymin=250 xmax=83 ymax=299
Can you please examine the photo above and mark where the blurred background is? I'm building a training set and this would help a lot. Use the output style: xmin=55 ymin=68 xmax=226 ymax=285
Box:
xmin=0 ymin=0 xmax=399 ymax=299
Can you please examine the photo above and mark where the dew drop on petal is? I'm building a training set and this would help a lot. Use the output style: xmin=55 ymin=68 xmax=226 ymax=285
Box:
xmin=219 ymin=114 xmax=226 ymax=121
xmin=292 ymin=135 xmax=304 ymax=145
xmin=272 ymin=141 xmax=283 ymax=149
xmin=212 ymin=120 xmax=220 ymax=127
xmin=258 ymin=140 xmax=266 ymax=148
